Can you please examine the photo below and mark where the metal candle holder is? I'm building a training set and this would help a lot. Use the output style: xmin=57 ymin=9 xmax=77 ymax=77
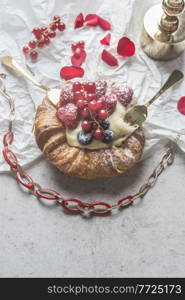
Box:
xmin=141 ymin=0 xmax=185 ymax=60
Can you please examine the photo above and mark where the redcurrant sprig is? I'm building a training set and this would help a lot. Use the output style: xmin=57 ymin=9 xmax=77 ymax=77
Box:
xmin=22 ymin=16 xmax=66 ymax=61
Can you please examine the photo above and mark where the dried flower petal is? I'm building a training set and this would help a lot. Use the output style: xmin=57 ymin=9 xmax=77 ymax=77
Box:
xmin=117 ymin=37 xmax=135 ymax=58
xmin=177 ymin=96 xmax=185 ymax=115
xmin=71 ymin=49 xmax=87 ymax=67
xmin=74 ymin=13 xmax=84 ymax=29
xmin=100 ymin=33 xmax=111 ymax=46
xmin=98 ymin=16 xmax=111 ymax=31
xmin=101 ymin=49 xmax=118 ymax=67
xmin=60 ymin=66 xmax=84 ymax=80
xmin=84 ymin=14 xmax=99 ymax=26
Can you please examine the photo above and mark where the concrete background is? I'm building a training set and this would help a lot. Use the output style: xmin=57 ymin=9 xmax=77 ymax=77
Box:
xmin=0 ymin=148 xmax=185 ymax=278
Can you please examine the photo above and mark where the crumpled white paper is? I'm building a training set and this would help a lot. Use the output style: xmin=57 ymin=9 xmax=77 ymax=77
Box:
xmin=0 ymin=0 xmax=185 ymax=172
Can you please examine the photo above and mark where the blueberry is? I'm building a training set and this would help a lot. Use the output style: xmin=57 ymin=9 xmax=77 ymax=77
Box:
xmin=100 ymin=119 xmax=110 ymax=130
xmin=77 ymin=131 xmax=93 ymax=145
xmin=102 ymin=130 xmax=114 ymax=144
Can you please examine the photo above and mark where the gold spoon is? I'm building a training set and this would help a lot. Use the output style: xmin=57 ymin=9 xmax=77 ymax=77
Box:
xmin=124 ymin=70 xmax=184 ymax=127
xmin=0 ymin=56 xmax=61 ymax=106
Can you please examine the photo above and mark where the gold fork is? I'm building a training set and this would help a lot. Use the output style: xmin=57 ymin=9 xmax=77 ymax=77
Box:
xmin=124 ymin=70 xmax=184 ymax=127
xmin=0 ymin=56 xmax=61 ymax=106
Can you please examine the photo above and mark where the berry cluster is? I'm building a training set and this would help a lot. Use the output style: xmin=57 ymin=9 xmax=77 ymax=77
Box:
xmin=56 ymin=80 xmax=134 ymax=146
xmin=57 ymin=80 xmax=115 ymax=145
xmin=22 ymin=16 xmax=66 ymax=61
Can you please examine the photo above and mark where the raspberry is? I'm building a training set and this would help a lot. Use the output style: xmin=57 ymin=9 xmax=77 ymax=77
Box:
xmin=112 ymin=85 xmax=133 ymax=106
xmin=104 ymin=94 xmax=117 ymax=112
xmin=60 ymin=87 xmax=74 ymax=106
xmin=95 ymin=80 xmax=107 ymax=98
xmin=57 ymin=103 xmax=79 ymax=130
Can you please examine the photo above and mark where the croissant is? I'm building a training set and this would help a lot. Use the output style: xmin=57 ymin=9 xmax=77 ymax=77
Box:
xmin=34 ymin=81 xmax=145 ymax=179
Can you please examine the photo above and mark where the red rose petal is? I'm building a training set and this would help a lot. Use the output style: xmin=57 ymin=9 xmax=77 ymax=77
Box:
xmin=71 ymin=49 xmax=87 ymax=67
xmin=60 ymin=66 xmax=84 ymax=80
xmin=101 ymin=49 xmax=118 ymax=67
xmin=74 ymin=13 xmax=84 ymax=29
xmin=117 ymin=37 xmax=135 ymax=58
xmin=100 ymin=33 xmax=111 ymax=46
xmin=98 ymin=16 xmax=111 ymax=31
xmin=84 ymin=14 xmax=99 ymax=27
xmin=177 ymin=96 xmax=185 ymax=115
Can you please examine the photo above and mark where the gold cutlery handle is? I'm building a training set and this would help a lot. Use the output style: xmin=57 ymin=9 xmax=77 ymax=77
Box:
xmin=145 ymin=70 xmax=184 ymax=108
xmin=0 ymin=56 xmax=49 ymax=92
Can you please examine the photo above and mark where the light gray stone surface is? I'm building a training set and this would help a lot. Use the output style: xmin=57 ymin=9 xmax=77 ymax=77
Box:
xmin=0 ymin=149 xmax=185 ymax=278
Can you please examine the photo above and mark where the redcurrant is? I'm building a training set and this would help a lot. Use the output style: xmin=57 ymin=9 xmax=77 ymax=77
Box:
xmin=93 ymin=129 xmax=104 ymax=140
xmin=23 ymin=46 xmax=29 ymax=54
xmin=98 ymin=109 xmax=109 ymax=120
xmin=30 ymin=51 xmax=38 ymax=60
xmin=81 ymin=120 xmax=92 ymax=132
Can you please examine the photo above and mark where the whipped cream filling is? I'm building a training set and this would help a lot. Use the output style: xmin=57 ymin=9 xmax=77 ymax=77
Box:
xmin=66 ymin=102 xmax=136 ymax=150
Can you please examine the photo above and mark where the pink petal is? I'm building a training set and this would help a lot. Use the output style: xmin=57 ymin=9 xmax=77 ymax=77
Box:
xmin=60 ymin=66 xmax=85 ymax=80
xmin=71 ymin=49 xmax=87 ymax=67
xmin=177 ymin=96 xmax=185 ymax=115
xmin=100 ymin=33 xmax=111 ymax=46
xmin=74 ymin=13 xmax=84 ymax=29
xmin=98 ymin=16 xmax=111 ymax=31
xmin=101 ymin=49 xmax=118 ymax=67
xmin=84 ymin=14 xmax=99 ymax=26
xmin=117 ymin=37 xmax=135 ymax=58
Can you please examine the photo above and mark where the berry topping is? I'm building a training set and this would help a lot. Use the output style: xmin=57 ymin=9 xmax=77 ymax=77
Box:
xmin=95 ymin=80 xmax=107 ymax=98
xmin=77 ymin=131 xmax=93 ymax=145
xmin=74 ymin=91 xmax=84 ymax=101
xmin=76 ymin=99 xmax=86 ymax=109
xmin=72 ymin=82 xmax=82 ymax=92
xmin=102 ymin=130 xmax=114 ymax=144
xmin=93 ymin=129 xmax=104 ymax=140
xmin=81 ymin=107 xmax=90 ymax=119
xmin=60 ymin=87 xmax=73 ymax=106
xmin=86 ymin=93 xmax=95 ymax=102
xmin=57 ymin=103 xmax=79 ymax=130
xmin=99 ymin=119 xmax=110 ymax=130
xmin=96 ymin=98 xmax=106 ymax=111
xmin=104 ymin=94 xmax=117 ymax=112
xmin=81 ymin=120 xmax=92 ymax=132
xmin=88 ymin=100 xmax=97 ymax=112
xmin=83 ymin=82 xmax=96 ymax=93
xmin=112 ymin=85 xmax=133 ymax=106
xmin=98 ymin=109 xmax=109 ymax=120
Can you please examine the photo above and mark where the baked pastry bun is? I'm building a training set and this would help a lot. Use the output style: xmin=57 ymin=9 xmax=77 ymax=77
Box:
xmin=34 ymin=80 xmax=145 ymax=179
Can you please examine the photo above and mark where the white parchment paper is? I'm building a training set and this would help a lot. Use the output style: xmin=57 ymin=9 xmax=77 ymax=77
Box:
xmin=0 ymin=0 xmax=185 ymax=172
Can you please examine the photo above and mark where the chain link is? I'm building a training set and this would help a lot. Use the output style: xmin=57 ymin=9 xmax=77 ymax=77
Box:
xmin=0 ymin=75 xmax=177 ymax=217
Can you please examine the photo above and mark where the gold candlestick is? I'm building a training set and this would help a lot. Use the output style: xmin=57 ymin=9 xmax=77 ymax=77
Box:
xmin=141 ymin=0 xmax=185 ymax=60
